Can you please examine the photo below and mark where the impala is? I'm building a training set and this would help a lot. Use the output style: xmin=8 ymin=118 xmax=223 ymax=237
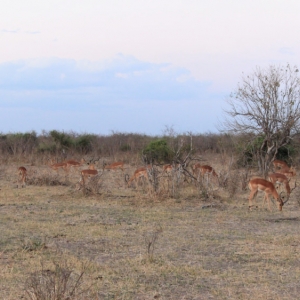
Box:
xmin=162 ymin=164 xmax=184 ymax=177
xmin=126 ymin=167 xmax=149 ymax=187
xmin=268 ymin=173 xmax=291 ymax=196
xmin=18 ymin=166 xmax=27 ymax=188
xmin=192 ymin=164 xmax=218 ymax=178
xmin=103 ymin=161 xmax=124 ymax=171
xmin=162 ymin=164 xmax=173 ymax=173
xmin=78 ymin=164 xmax=98 ymax=188
xmin=48 ymin=159 xmax=68 ymax=173
xmin=248 ymin=178 xmax=285 ymax=211
xmin=272 ymin=159 xmax=289 ymax=170
xmin=277 ymin=166 xmax=297 ymax=179
xmin=272 ymin=159 xmax=296 ymax=176
xmin=64 ymin=158 xmax=86 ymax=171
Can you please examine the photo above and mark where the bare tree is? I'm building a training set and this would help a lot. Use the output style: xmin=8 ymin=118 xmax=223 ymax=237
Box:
xmin=223 ymin=64 xmax=300 ymax=176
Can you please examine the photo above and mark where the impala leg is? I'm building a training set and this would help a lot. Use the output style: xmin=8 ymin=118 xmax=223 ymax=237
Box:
xmin=265 ymin=194 xmax=272 ymax=211
xmin=248 ymin=190 xmax=258 ymax=210
xmin=22 ymin=175 xmax=26 ymax=187
xmin=18 ymin=173 xmax=21 ymax=188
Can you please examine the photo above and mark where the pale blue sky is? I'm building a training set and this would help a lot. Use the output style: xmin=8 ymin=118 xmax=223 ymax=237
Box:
xmin=0 ymin=0 xmax=299 ymax=135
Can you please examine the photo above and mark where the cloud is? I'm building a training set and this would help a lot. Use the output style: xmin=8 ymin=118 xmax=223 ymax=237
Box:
xmin=24 ymin=31 xmax=41 ymax=35
xmin=1 ymin=29 xmax=20 ymax=34
xmin=278 ymin=47 xmax=295 ymax=55
xmin=0 ymin=55 xmax=223 ymax=134
xmin=1 ymin=29 xmax=40 ymax=35
xmin=0 ymin=55 xmax=211 ymax=101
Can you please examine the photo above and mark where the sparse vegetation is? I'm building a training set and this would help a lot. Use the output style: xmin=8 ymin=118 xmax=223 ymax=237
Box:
xmin=0 ymin=129 xmax=299 ymax=299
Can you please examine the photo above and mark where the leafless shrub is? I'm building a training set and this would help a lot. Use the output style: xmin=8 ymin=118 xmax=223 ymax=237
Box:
xmin=24 ymin=255 xmax=90 ymax=300
xmin=77 ymin=174 xmax=103 ymax=196
xmin=194 ymin=177 xmax=214 ymax=200
xmin=225 ymin=170 xmax=240 ymax=198
xmin=27 ymin=173 xmax=71 ymax=186
xmin=240 ymin=168 xmax=252 ymax=191
xmin=143 ymin=225 xmax=163 ymax=262
xmin=218 ymin=169 xmax=229 ymax=188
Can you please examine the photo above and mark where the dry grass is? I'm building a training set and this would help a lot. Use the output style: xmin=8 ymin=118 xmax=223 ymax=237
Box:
xmin=0 ymin=160 xmax=300 ymax=299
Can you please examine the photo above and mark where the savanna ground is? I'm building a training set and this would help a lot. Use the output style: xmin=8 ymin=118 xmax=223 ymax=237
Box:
xmin=1 ymin=154 xmax=300 ymax=300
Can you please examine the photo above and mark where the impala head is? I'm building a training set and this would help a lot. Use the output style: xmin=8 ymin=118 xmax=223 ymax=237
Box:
xmin=279 ymin=197 xmax=284 ymax=211
xmin=278 ymin=191 xmax=290 ymax=211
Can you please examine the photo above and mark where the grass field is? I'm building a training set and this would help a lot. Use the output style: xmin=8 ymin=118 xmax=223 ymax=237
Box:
xmin=0 ymin=161 xmax=300 ymax=299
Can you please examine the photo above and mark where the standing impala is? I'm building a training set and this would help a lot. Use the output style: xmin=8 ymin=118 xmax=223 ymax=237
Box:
xmin=248 ymin=178 xmax=285 ymax=211
xmin=272 ymin=159 xmax=296 ymax=177
xmin=18 ymin=166 xmax=27 ymax=188
xmin=277 ymin=167 xmax=297 ymax=179
xmin=272 ymin=159 xmax=289 ymax=170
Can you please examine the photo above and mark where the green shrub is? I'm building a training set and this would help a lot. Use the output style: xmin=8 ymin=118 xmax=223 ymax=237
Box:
xmin=143 ymin=139 xmax=173 ymax=164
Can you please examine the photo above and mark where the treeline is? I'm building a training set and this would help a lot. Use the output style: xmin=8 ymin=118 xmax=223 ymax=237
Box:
xmin=0 ymin=130 xmax=299 ymax=166
xmin=0 ymin=130 xmax=231 ymax=157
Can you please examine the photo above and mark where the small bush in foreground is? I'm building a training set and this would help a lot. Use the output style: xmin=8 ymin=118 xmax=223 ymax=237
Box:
xmin=25 ymin=255 xmax=91 ymax=300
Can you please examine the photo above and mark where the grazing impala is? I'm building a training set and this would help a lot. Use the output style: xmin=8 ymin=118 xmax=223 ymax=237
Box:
xmin=192 ymin=164 xmax=218 ymax=179
xmin=48 ymin=159 xmax=68 ymax=173
xmin=268 ymin=173 xmax=291 ymax=196
xmin=103 ymin=161 xmax=124 ymax=171
xmin=126 ymin=167 xmax=149 ymax=187
xmin=78 ymin=164 xmax=98 ymax=189
xmin=248 ymin=178 xmax=285 ymax=211
xmin=64 ymin=158 xmax=86 ymax=171
xmin=18 ymin=166 xmax=27 ymax=188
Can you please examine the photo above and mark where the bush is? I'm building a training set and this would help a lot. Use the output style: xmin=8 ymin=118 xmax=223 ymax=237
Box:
xmin=143 ymin=139 xmax=173 ymax=164
xmin=25 ymin=255 xmax=90 ymax=300
xmin=75 ymin=134 xmax=97 ymax=154
xmin=50 ymin=130 xmax=74 ymax=150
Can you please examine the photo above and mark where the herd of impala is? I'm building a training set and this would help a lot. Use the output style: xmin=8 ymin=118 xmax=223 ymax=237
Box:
xmin=16 ymin=158 xmax=297 ymax=212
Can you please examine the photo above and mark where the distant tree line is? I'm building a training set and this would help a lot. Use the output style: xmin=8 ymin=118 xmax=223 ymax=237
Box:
xmin=0 ymin=130 xmax=227 ymax=157
xmin=0 ymin=130 xmax=299 ymax=169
